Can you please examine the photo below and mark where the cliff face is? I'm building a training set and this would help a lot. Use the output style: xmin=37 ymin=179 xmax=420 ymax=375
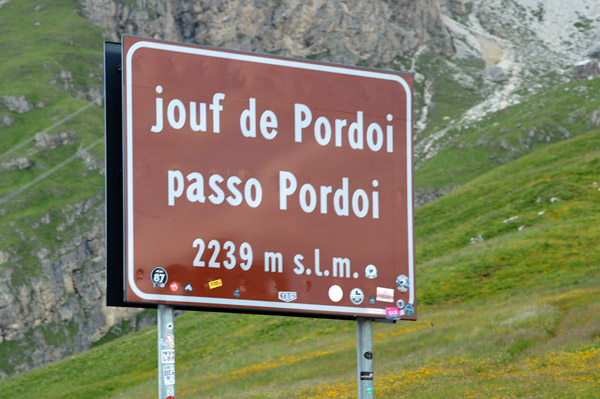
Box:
xmin=0 ymin=190 xmax=155 ymax=377
xmin=81 ymin=0 xmax=453 ymax=64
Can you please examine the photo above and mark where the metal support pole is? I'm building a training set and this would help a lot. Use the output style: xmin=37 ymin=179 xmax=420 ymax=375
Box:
xmin=158 ymin=305 xmax=175 ymax=399
xmin=357 ymin=317 xmax=374 ymax=399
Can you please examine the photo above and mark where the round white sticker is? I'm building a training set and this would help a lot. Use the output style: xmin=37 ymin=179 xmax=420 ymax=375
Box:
xmin=365 ymin=264 xmax=378 ymax=279
xmin=350 ymin=288 xmax=364 ymax=305
xmin=396 ymin=274 xmax=410 ymax=292
xmin=328 ymin=285 xmax=343 ymax=302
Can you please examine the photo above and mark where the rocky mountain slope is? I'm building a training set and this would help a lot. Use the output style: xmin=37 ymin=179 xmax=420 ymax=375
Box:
xmin=81 ymin=0 xmax=454 ymax=64
xmin=0 ymin=0 xmax=598 ymax=377
xmin=415 ymin=0 xmax=600 ymax=167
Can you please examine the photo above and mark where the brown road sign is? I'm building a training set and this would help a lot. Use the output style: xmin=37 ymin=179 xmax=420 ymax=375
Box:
xmin=121 ymin=35 xmax=415 ymax=320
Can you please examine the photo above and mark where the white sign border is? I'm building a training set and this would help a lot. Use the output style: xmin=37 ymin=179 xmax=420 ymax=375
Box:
xmin=124 ymin=38 xmax=415 ymax=316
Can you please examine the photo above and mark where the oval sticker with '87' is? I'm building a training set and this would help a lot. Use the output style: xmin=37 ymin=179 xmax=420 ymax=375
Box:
xmin=151 ymin=267 xmax=168 ymax=287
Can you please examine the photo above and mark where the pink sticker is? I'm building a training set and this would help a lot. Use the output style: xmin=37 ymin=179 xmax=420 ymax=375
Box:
xmin=386 ymin=307 xmax=401 ymax=320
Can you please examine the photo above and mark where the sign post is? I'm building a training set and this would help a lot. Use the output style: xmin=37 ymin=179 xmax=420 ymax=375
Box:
xmin=157 ymin=305 xmax=175 ymax=399
xmin=357 ymin=317 xmax=374 ymax=398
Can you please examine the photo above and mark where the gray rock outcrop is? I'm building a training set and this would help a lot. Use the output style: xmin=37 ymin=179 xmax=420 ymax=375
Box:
xmin=484 ymin=65 xmax=508 ymax=82
xmin=0 ymin=115 xmax=13 ymax=127
xmin=571 ymin=59 xmax=599 ymax=80
xmin=80 ymin=0 xmax=453 ymax=64
xmin=34 ymin=131 xmax=75 ymax=149
xmin=1 ymin=157 xmax=31 ymax=170
xmin=0 ymin=95 xmax=33 ymax=114
xmin=0 ymin=250 xmax=9 ymax=265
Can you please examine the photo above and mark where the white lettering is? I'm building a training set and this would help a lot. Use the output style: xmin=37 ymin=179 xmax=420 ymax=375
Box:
xmin=320 ymin=185 xmax=332 ymax=214
xmin=208 ymin=174 xmax=225 ymax=204
xmin=314 ymin=248 xmax=322 ymax=276
xmin=167 ymin=99 xmax=186 ymax=130
xmin=372 ymin=180 xmax=380 ymax=219
xmin=186 ymin=172 xmax=206 ymax=203
xmin=260 ymin=110 xmax=278 ymax=140
xmin=244 ymin=178 xmax=263 ymax=208
xmin=210 ymin=93 xmax=225 ymax=133
xmin=294 ymin=103 xmax=312 ymax=142
xmin=348 ymin=111 xmax=363 ymax=150
xmin=151 ymin=85 xmax=163 ymax=133
xmin=241 ymin=98 xmax=279 ymax=140
xmin=189 ymin=101 xmax=207 ymax=132
xmin=299 ymin=184 xmax=317 ymax=213
xmin=278 ymin=171 xmax=379 ymax=219
xmin=168 ymin=170 xmax=262 ymax=208
xmin=240 ymin=97 xmax=257 ymax=137
xmin=151 ymin=85 xmax=225 ymax=133
xmin=351 ymin=189 xmax=369 ymax=218
xmin=265 ymin=252 xmax=283 ymax=273
xmin=386 ymin=114 xmax=394 ymax=152
xmin=314 ymin=116 xmax=331 ymax=146
xmin=335 ymin=118 xmax=347 ymax=147
xmin=293 ymin=254 xmax=305 ymax=275
xmin=291 ymin=104 xmax=394 ymax=152
xmin=333 ymin=178 xmax=349 ymax=216
xmin=332 ymin=257 xmax=351 ymax=278
xmin=225 ymin=176 xmax=243 ymax=206
xmin=279 ymin=171 xmax=297 ymax=210
xmin=167 ymin=170 xmax=184 ymax=206
xmin=366 ymin=122 xmax=383 ymax=151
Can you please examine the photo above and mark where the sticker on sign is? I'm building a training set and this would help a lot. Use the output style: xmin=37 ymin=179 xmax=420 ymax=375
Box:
xmin=118 ymin=35 xmax=416 ymax=320
xmin=162 ymin=364 xmax=175 ymax=385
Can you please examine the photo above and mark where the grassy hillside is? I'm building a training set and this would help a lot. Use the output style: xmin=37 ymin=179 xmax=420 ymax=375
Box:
xmin=415 ymin=77 xmax=600 ymax=191
xmin=0 ymin=0 xmax=106 ymax=375
xmin=0 ymin=0 xmax=105 ymax=279
xmin=1 ymin=127 xmax=598 ymax=398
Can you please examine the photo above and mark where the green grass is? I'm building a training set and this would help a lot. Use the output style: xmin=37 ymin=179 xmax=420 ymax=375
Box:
xmin=416 ymin=129 xmax=600 ymax=304
xmin=1 ymin=127 xmax=599 ymax=398
xmin=1 ymin=289 xmax=598 ymax=398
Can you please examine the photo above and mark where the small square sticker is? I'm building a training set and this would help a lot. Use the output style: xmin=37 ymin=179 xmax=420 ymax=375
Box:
xmin=376 ymin=287 xmax=394 ymax=303
xmin=209 ymin=279 xmax=223 ymax=289
xmin=163 ymin=364 xmax=175 ymax=385
xmin=161 ymin=349 xmax=175 ymax=364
